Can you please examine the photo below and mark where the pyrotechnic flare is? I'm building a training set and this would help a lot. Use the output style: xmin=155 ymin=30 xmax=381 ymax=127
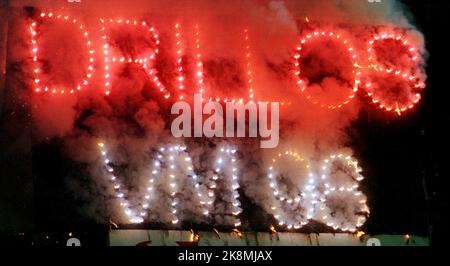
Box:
xmin=154 ymin=144 xmax=211 ymax=224
xmin=29 ymin=11 xmax=427 ymax=116
xmin=98 ymin=140 xmax=369 ymax=229
xmin=244 ymin=28 xmax=255 ymax=103
xmin=211 ymin=145 xmax=242 ymax=228
xmin=22 ymin=1 xmax=427 ymax=234
xmin=293 ymin=29 xmax=360 ymax=109
xmin=194 ymin=24 xmax=205 ymax=98
xmin=314 ymin=154 xmax=369 ymax=232
xmin=266 ymin=150 xmax=369 ymax=231
xmin=99 ymin=17 xmax=169 ymax=98
xmin=31 ymin=13 xmax=95 ymax=94
xmin=97 ymin=142 xmax=242 ymax=225
xmin=363 ymin=31 xmax=426 ymax=115
xmin=174 ymin=23 xmax=186 ymax=100
xmin=267 ymin=150 xmax=313 ymax=229
xmin=98 ymin=142 xmax=144 ymax=224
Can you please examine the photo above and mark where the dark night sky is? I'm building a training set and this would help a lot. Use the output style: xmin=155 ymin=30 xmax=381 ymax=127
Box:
xmin=0 ymin=0 xmax=449 ymax=246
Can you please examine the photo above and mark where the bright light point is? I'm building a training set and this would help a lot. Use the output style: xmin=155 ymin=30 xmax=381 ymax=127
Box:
xmin=130 ymin=217 xmax=144 ymax=224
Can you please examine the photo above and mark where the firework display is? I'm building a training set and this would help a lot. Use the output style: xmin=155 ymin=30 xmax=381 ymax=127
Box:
xmin=293 ymin=30 xmax=360 ymax=109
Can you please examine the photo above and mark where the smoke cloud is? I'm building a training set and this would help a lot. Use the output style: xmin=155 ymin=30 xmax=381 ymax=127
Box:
xmin=3 ymin=0 xmax=426 ymax=229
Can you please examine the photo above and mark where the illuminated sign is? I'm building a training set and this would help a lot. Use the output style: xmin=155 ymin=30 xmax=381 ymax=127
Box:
xmin=28 ymin=11 xmax=426 ymax=115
